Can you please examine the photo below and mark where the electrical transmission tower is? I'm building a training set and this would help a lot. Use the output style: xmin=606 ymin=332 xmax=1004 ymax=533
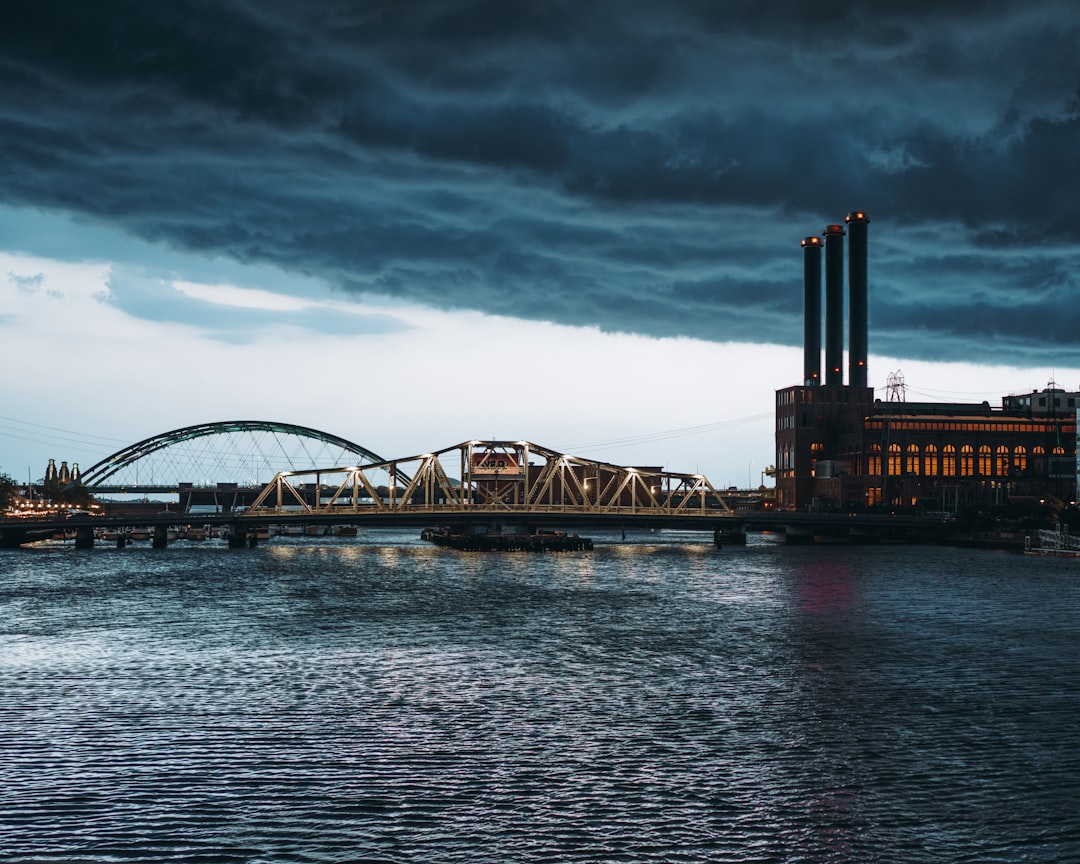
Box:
xmin=886 ymin=370 xmax=907 ymax=403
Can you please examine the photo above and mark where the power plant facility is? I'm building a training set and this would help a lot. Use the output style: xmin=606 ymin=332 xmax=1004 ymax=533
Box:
xmin=775 ymin=212 xmax=1078 ymax=512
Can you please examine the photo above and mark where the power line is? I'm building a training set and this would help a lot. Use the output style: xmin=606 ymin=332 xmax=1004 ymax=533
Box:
xmin=0 ymin=415 xmax=130 ymax=446
xmin=557 ymin=412 xmax=773 ymax=454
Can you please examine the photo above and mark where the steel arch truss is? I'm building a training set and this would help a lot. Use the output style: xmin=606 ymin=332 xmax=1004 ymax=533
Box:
xmin=246 ymin=440 xmax=732 ymax=519
xmin=79 ymin=420 xmax=407 ymax=487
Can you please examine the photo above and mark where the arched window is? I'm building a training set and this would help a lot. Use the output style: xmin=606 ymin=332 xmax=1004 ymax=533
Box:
xmin=888 ymin=443 xmax=901 ymax=475
xmin=1034 ymin=446 xmax=1046 ymax=456
xmin=924 ymin=444 xmax=938 ymax=476
xmin=868 ymin=444 xmax=882 ymax=476
xmin=1053 ymin=446 xmax=1066 ymax=456
xmin=978 ymin=445 xmax=991 ymax=475
xmin=996 ymin=445 xmax=1009 ymax=476
xmin=906 ymin=444 xmax=920 ymax=475
xmin=1013 ymin=446 xmax=1026 ymax=473
xmin=960 ymin=445 xmax=974 ymax=477
xmin=942 ymin=445 xmax=956 ymax=477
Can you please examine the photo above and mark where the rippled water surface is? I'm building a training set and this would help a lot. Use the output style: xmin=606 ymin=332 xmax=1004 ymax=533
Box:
xmin=3 ymin=531 xmax=1079 ymax=862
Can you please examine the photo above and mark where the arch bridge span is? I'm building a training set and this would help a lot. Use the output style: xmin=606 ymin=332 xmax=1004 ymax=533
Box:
xmin=79 ymin=420 xmax=410 ymax=489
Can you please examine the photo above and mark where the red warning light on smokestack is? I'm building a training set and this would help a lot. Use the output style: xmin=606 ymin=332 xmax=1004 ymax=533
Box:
xmin=823 ymin=224 xmax=845 ymax=235
xmin=801 ymin=236 xmax=822 ymax=247
xmin=845 ymin=211 xmax=870 ymax=224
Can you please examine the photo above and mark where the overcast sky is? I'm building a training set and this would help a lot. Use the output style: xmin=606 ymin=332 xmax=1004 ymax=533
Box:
xmin=2 ymin=1 xmax=1079 ymax=487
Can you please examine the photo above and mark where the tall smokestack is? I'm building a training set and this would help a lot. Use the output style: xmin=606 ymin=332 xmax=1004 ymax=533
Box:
xmin=801 ymin=236 xmax=822 ymax=386
xmin=823 ymin=223 xmax=845 ymax=386
xmin=846 ymin=211 xmax=870 ymax=388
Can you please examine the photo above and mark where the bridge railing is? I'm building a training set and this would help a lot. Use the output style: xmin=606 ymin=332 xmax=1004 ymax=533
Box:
xmin=244 ymin=502 xmax=735 ymax=518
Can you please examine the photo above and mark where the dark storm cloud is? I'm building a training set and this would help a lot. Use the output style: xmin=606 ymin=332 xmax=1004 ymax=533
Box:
xmin=103 ymin=267 xmax=409 ymax=342
xmin=1 ymin=0 xmax=1078 ymax=369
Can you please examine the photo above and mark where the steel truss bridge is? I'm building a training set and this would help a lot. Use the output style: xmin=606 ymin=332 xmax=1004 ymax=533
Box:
xmin=243 ymin=439 xmax=732 ymax=530
xmin=1 ymin=423 xmax=747 ymax=547
xmin=3 ymin=420 xmax=958 ymax=548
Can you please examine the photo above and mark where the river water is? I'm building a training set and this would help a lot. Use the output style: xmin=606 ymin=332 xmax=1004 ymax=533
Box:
xmin=2 ymin=531 xmax=1078 ymax=863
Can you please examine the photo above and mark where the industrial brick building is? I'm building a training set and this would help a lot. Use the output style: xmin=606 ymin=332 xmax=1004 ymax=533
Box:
xmin=775 ymin=212 xmax=1078 ymax=511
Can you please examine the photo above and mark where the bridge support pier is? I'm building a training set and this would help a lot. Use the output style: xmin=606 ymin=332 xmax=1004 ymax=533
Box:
xmin=714 ymin=522 xmax=746 ymax=548
xmin=75 ymin=527 xmax=95 ymax=549
xmin=227 ymin=526 xmax=258 ymax=549
xmin=784 ymin=525 xmax=816 ymax=544
xmin=848 ymin=526 xmax=882 ymax=544
xmin=152 ymin=525 xmax=169 ymax=549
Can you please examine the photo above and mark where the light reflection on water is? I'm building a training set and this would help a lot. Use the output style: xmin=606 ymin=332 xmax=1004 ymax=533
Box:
xmin=2 ymin=531 xmax=1079 ymax=862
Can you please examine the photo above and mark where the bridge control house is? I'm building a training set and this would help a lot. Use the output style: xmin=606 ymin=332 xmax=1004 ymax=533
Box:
xmin=774 ymin=212 xmax=1078 ymax=512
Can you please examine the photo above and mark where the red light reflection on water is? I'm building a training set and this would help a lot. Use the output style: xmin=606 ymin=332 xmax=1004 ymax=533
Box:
xmin=789 ymin=559 xmax=864 ymax=858
xmin=794 ymin=559 xmax=856 ymax=615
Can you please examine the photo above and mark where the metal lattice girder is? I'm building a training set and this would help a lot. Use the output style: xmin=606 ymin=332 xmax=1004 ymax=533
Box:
xmin=244 ymin=440 xmax=732 ymax=518
xmin=79 ymin=420 xmax=409 ymax=487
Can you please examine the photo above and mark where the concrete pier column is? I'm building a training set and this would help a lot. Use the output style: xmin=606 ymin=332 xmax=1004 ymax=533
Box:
xmin=227 ymin=526 xmax=249 ymax=549
xmin=784 ymin=525 xmax=816 ymax=544
xmin=75 ymin=526 xmax=95 ymax=549
xmin=714 ymin=522 xmax=747 ymax=548
xmin=152 ymin=525 xmax=169 ymax=549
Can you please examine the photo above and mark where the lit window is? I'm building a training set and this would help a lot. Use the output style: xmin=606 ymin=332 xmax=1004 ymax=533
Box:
xmin=943 ymin=445 xmax=956 ymax=477
xmin=1013 ymin=446 xmax=1026 ymax=472
xmin=978 ymin=445 xmax=991 ymax=476
xmin=924 ymin=444 xmax=938 ymax=476
xmin=960 ymin=445 xmax=974 ymax=477
xmin=888 ymin=444 xmax=901 ymax=475
xmin=868 ymin=444 xmax=881 ymax=476
xmin=906 ymin=444 xmax=920 ymax=475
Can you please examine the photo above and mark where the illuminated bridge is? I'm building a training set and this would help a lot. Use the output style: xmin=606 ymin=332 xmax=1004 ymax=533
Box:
xmin=1 ymin=421 xmax=957 ymax=548
xmin=77 ymin=420 xmax=407 ymax=505
xmin=69 ymin=421 xmax=732 ymax=527
xmin=243 ymin=438 xmax=732 ymax=528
